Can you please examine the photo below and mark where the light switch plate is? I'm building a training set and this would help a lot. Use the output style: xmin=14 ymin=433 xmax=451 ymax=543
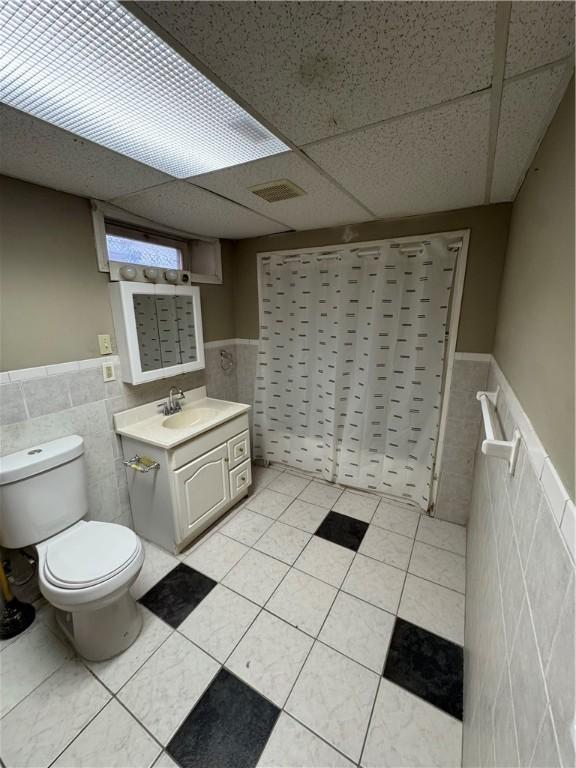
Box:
xmin=102 ymin=362 xmax=116 ymax=382
xmin=98 ymin=334 xmax=113 ymax=355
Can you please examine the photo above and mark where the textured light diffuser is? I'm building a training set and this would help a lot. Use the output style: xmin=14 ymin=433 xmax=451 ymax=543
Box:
xmin=0 ymin=0 xmax=288 ymax=178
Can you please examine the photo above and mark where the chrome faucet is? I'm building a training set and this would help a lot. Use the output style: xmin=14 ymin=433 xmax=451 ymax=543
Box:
xmin=158 ymin=387 xmax=185 ymax=416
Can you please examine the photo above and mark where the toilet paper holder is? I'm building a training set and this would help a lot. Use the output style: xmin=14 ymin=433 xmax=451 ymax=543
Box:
xmin=122 ymin=455 xmax=160 ymax=473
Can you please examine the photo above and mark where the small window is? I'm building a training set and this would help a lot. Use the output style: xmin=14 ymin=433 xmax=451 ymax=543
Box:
xmin=105 ymin=223 xmax=185 ymax=270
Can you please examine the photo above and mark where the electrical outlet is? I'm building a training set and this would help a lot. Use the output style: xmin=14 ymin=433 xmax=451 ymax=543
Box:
xmin=102 ymin=362 xmax=116 ymax=382
xmin=98 ymin=334 xmax=113 ymax=355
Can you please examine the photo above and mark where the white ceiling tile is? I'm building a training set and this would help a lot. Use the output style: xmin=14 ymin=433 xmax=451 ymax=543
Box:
xmin=0 ymin=105 xmax=169 ymax=200
xmin=491 ymin=64 xmax=570 ymax=202
xmin=506 ymin=1 xmax=575 ymax=77
xmin=136 ymin=1 xmax=496 ymax=145
xmin=192 ymin=151 xmax=370 ymax=230
xmin=111 ymin=181 xmax=290 ymax=239
xmin=306 ymin=92 xmax=490 ymax=219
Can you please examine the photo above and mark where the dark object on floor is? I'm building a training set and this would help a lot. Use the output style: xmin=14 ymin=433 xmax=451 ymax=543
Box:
xmin=0 ymin=561 xmax=35 ymax=639
xmin=139 ymin=563 xmax=216 ymax=628
xmin=314 ymin=510 xmax=369 ymax=551
xmin=384 ymin=617 xmax=463 ymax=720
xmin=167 ymin=668 xmax=280 ymax=768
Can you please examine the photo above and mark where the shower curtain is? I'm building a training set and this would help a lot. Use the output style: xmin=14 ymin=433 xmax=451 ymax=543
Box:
xmin=253 ymin=236 xmax=457 ymax=511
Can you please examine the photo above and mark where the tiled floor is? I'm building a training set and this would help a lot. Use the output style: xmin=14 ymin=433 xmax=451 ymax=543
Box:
xmin=0 ymin=464 xmax=466 ymax=768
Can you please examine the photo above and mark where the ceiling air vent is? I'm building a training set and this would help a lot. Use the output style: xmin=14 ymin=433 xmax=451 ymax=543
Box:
xmin=248 ymin=179 xmax=306 ymax=203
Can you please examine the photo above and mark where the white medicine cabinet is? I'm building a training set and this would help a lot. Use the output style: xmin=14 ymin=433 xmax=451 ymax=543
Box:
xmin=110 ymin=282 xmax=205 ymax=384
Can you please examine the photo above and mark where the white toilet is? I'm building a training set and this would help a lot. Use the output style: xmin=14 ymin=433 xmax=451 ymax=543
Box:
xmin=0 ymin=435 xmax=144 ymax=661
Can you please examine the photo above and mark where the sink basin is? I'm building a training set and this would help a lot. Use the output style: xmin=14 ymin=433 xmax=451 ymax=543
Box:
xmin=162 ymin=407 xmax=218 ymax=430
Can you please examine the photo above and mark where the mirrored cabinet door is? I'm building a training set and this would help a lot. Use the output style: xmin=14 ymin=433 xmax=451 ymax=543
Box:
xmin=110 ymin=282 xmax=205 ymax=384
xmin=175 ymin=294 xmax=198 ymax=363
xmin=134 ymin=294 xmax=162 ymax=371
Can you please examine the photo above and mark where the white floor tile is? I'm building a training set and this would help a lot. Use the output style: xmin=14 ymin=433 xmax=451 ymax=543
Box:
xmin=361 ymin=680 xmax=462 ymax=768
xmin=416 ymin=516 xmax=467 ymax=556
xmin=294 ymin=536 xmax=355 ymax=588
xmin=53 ymin=700 xmax=161 ymax=768
xmin=372 ymin=500 xmax=421 ymax=538
xmin=257 ymin=712 xmax=354 ymax=767
xmin=299 ymin=480 xmax=344 ymax=509
xmin=87 ymin=607 xmax=172 ymax=693
xmin=252 ymin=465 xmax=283 ymax=491
xmin=220 ymin=508 xmax=273 ymax=546
xmin=131 ymin=541 xmax=179 ymax=600
xmin=319 ymin=592 xmax=395 ymax=673
xmin=153 ymin=753 xmax=179 ymax=768
xmin=183 ymin=532 xmax=249 ymax=581
xmin=268 ymin=472 xmax=311 ymax=497
xmin=359 ymin=525 xmax=413 ymax=570
xmin=245 ymin=488 xmax=294 ymax=519
xmin=342 ymin=554 xmax=406 ymax=613
xmin=0 ymin=660 xmax=110 ymax=768
xmin=279 ymin=498 xmax=329 ymax=533
xmin=254 ymin=521 xmax=312 ymax=564
xmin=409 ymin=541 xmax=466 ymax=593
xmin=266 ymin=568 xmax=337 ymax=637
xmin=0 ymin=602 xmax=51 ymax=654
xmin=285 ymin=641 xmax=379 ymax=762
xmin=222 ymin=549 xmax=289 ymax=605
xmin=226 ymin=611 xmax=313 ymax=707
xmin=178 ymin=584 xmax=260 ymax=662
xmin=118 ymin=633 xmax=219 ymax=745
xmin=398 ymin=574 xmax=465 ymax=645
xmin=0 ymin=619 xmax=74 ymax=717
xmin=333 ymin=491 xmax=379 ymax=522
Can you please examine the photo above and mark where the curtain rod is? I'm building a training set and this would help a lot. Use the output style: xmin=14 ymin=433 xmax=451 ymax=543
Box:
xmin=261 ymin=239 xmax=463 ymax=264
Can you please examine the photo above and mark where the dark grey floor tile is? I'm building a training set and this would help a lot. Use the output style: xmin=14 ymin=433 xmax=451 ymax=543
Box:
xmin=167 ymin=668 xmax=280 ymax=768
xmin=383 ymin=617 xmax=463 ymax=720
xmin=139 ymin=563 xmax=216 ymax=628
xmin=314 ymin=510 xmax=369 ymax=551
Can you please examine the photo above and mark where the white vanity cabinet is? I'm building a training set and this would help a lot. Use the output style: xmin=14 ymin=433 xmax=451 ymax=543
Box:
xmin=119 ymin=410 xmax=251 ymax=554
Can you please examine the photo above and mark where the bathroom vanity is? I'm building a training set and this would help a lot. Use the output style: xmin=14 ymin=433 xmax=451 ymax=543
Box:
xmin=114 ymin=387 xmax=251 ymax=553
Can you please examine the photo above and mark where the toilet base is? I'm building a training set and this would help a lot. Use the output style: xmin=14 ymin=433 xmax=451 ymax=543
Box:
xmin=55 ymin=591 xmax=143 ymax=661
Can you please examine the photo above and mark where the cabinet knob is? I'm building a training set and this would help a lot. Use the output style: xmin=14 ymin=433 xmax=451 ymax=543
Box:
xmin=240 ymin=476 xmax=246 ymax=483
xmin=238 ymin=446 xmax=244 ymax=453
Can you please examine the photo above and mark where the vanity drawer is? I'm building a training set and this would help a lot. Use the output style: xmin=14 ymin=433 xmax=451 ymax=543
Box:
xmin=228 ymin=430 xmax=250 ymax=469
xmin=229 ymin=460 xmax=251 ymax=498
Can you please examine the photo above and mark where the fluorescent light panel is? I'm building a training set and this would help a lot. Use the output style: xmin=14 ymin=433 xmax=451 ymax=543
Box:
xmin=0 ymin=0 xmax=289 ymax=177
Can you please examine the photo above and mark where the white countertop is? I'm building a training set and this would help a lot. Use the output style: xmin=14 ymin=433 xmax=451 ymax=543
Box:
xmin=114 ymin=386 xmax=250 ymax=450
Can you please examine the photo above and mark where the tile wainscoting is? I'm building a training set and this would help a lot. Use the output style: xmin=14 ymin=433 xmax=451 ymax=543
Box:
xmin=463 ymin=360 xmax=575 ymax=768
xmin=0 ymin=342 xmax=238 ymax=532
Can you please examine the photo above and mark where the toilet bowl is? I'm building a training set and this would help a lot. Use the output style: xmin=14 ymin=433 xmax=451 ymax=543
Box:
xmin=0 ymin=435 xmax=145 ymax=661
xmin=37 ymin=520 xmax=144 ymax=660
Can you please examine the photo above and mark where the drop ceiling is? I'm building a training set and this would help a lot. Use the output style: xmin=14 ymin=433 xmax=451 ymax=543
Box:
xmin=0 ymin=1 xmax=573 ymax=240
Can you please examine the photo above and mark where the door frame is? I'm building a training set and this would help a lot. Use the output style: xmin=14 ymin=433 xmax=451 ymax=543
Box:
xmin=256 ymin=228 xmax=471 ymax=511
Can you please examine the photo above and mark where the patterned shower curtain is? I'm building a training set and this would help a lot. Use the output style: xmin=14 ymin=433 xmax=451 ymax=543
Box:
xmin=253 ymin=236 xmax=457 ymax=511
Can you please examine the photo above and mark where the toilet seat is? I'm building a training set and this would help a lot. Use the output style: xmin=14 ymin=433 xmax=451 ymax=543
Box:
xmin=37 ymin=521 xmax=144 ymax=610
xmin=43 ymin=521 xmax=140 ymax=589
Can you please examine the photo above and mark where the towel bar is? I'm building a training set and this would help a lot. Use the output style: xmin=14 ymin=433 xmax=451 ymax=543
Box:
xmin=476 ymin=388 xmax=520 ymax=475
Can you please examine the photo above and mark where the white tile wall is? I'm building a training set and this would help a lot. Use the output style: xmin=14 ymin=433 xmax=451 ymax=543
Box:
xmin=463 ymin=361 xmax=575 ymax=768
xmin=0 ymin=342 xmax=241 ymax=535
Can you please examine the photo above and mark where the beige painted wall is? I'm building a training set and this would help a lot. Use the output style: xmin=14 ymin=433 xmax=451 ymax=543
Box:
xmin=0 ymin=175 xmax=236 ymax=370
xmin=231 ymin=204 xmax=512 ymax=352
xmin=493 ymin=81 xmax=575 ymax=497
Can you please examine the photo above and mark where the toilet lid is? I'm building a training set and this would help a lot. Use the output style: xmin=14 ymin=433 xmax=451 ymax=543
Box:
xmin=44 ymin=522 xmax=140 ymax=589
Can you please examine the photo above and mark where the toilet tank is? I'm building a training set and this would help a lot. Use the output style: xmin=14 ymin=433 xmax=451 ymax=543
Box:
xmin=0 ymin=435 xmax=88 ymax=549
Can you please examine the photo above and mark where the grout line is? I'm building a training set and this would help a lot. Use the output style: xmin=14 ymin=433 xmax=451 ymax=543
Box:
xmin=45 ymin=688 xmax=114 ymax=768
